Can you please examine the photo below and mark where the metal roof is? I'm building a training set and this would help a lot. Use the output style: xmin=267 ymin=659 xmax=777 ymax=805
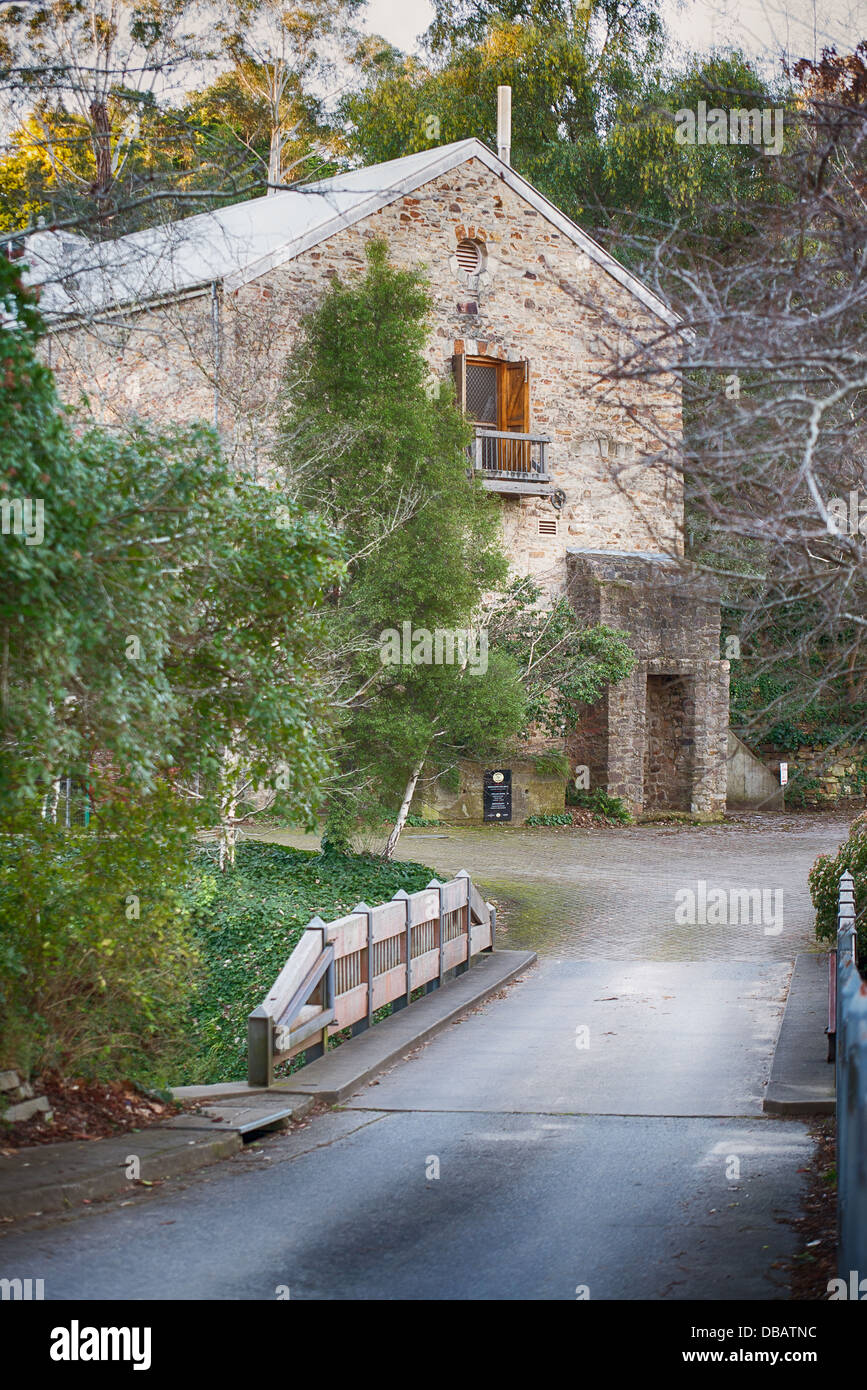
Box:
xmin=24 ymin=139 xmax=679 ymax=327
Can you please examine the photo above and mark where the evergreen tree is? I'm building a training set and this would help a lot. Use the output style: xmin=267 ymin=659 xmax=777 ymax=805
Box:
xmin=279 ymin=238 xmax=526 ymax=854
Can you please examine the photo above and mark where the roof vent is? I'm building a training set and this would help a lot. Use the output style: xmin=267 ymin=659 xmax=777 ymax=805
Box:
xmin=456 ymin=239 xmax=483 ymax=274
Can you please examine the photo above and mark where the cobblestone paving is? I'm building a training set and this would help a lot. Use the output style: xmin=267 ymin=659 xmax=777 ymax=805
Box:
xmin=254 ymin=811 xmax=852 ymax=962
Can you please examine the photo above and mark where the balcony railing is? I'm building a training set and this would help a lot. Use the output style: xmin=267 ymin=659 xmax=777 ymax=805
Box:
xmin=469 ymin=428 xmax=550 ymax=480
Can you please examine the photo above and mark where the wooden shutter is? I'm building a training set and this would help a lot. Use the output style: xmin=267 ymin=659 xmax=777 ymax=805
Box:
xmin=499 ymin=360 xmax=530 ymax=472
xmin=452 ymin=353 xmax=467 ymax=412
xmin=501 ymin=360 xmax=529 ymax=432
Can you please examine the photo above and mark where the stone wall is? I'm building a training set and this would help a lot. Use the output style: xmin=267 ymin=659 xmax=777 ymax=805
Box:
xmin=644 ymin=674 xmax=695 ymax=810
xmin=414 ymin=757 xmax=566 ymax=825
xmin=41 ymin=157 xmax=707 ymax=824
xmin=754 ymin=743 xmax=867 ymax=805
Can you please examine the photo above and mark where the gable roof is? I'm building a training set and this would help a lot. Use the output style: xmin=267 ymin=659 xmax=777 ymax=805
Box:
xmin=24 ymin=138 xmax=678 ymax=327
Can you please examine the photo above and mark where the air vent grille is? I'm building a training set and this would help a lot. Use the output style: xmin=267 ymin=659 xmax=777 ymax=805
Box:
xmin=456 ymin=239 xmax=482 ymax=273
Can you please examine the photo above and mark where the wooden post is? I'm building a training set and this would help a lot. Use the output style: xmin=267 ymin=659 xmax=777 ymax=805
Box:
xmin=425 ymin=879 xmax=443 ymax=993
xmin=247 ymin=1006 xmax=273 ymax=1087
xmin=485 ymin=902 xmax=496 ymax=952
xmin=353 ymin=901 xmax=374 ymax=1027
xmin=455 ymin=870 xmax=471 ymax=974
xmin=323 ymin=956 xmax=334 ymax=1052
xmin=392 ymin=889 xmax=411 ymax=1012
xmin=436 ymin=878 xmax=444 ymax=989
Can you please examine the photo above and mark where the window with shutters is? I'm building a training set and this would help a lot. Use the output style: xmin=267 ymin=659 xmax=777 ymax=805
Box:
xmin=454 ymin=354 xmax=532 ymax=473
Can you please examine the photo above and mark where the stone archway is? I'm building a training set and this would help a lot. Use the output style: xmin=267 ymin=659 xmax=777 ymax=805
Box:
xmin=566 ymin=549 xmax=729 ymax=816
xmin=643 ymin=673 xmax=695 ymax=811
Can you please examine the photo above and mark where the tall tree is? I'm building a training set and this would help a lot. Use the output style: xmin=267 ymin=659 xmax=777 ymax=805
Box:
xmin=0 ymin=0 xmax=206 ymax=229
xmin=592 ymin=45 xmax=867 ymax=768
xmin=0 ymin=249 xmax=342 ymax=851
xmin=342 ymin=8 xmax=787 ymax=265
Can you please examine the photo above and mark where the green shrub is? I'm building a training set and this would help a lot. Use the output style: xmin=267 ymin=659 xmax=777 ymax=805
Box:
xmin=568 ymin=788 xmax=633 ymax=824
xmin=525 ymin=813 xmax=573 ymax=826
xmin=808 ymin=825 xmax=867 ymax=953
xmin=0 ymin=789 xmax=198 ymax=1085
xmin=320 ymin=797 xmax=356 ymax=856
xmin=178 ymin=840 xmax=436 ymax=1084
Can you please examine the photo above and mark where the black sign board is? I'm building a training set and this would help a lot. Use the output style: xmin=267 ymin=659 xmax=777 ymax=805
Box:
xmin=483 ymin=769 xmax=512 ymax=822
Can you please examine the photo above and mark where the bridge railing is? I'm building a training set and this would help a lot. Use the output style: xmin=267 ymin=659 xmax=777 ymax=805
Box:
xmin=835 ymin=870 xmax=867 ymax=1281
xmin=247 ymin=870 xmax=496 ymax=1087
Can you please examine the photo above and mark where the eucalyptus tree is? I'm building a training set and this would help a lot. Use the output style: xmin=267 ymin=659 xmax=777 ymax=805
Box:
xmin=584 ymin=44 xmax=867 ymax=771
xmin=0 ymin=0 xmax=208 ymax=228
xmin=213 ymin=0 xmax=363 ymax=192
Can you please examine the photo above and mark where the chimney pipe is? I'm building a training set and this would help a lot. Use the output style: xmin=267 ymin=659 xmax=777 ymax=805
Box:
xmin=497 ymin=85 xmax=511 ymax=166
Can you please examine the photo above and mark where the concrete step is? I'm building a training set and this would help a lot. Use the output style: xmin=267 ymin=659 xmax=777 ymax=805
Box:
xmin=163 ymin=1095 xmax=312 ymax=1137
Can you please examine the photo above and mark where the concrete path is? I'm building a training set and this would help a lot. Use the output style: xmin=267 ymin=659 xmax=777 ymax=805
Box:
xmin=0 ymin=813 xmax=849 ymax=1300
xmin=764 ymin=952 xmax=836 ymax=1114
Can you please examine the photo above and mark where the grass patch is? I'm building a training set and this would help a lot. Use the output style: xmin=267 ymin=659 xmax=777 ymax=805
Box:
xmin=177 ymin=841 xmax=436 ymax=1085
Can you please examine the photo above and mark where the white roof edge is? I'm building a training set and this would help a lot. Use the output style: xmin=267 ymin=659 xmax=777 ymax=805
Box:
xmin=223 ymin=140 xmax=482 ymax=292
xmin=469 ymin=145 xmax=680 ymax=329
xmin=225 ymin=138 xmax=680 ymax=329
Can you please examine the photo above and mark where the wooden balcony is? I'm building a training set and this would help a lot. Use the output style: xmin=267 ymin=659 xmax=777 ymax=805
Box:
xmin=469 ymin=429 xmax=552 ymax=495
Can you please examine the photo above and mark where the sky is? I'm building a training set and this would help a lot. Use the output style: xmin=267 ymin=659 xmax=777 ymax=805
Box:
xmin=361 ymin=0 xmax=864 ymax=71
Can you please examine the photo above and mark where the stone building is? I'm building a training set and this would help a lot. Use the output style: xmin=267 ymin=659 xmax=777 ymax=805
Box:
xmin=25 ymin=129 xmax=730 ymax=818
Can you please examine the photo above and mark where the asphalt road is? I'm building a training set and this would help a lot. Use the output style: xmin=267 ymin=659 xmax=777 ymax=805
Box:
xmin=1 ymin=959 xmax=813 ymax=1300
xmin=1 ymin=815 xmax=845 ymax=1300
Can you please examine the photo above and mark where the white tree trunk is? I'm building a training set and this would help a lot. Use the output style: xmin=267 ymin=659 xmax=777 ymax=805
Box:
xmin=43 ymin=778 xmax=62 ymax=823
xmin=218 ymin=745 xmax=241 ymax=870
xmin=267 ymin=125 xmax=282 ymax=194
xmin=218 ymin=804 xmax=237 ymax=871
xmin=384 ymin=754 xmax=426 ymax=861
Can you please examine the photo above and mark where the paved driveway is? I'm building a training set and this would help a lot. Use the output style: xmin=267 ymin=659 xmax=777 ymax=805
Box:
xmin=256 ymin=811 xmax=850 ymax=960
